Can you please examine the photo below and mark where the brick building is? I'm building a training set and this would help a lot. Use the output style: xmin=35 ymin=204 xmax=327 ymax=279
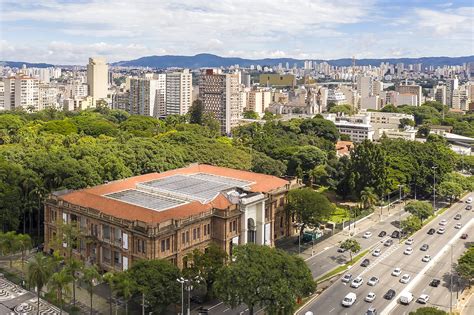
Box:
xmin=44 ymin=164 xmax=299 ymax=271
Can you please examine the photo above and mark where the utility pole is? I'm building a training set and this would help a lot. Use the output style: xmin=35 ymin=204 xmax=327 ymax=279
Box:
xmin=398 ymin=184 xmax=404 ymax=241
xmin=432 ymin=166 xmax=438 ymax=211
xmin=450 ymin=244 xmax=453 ymax=313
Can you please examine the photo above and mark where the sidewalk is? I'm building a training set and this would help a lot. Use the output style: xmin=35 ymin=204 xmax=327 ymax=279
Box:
xmin=276 ymin=200 xmax=408 ymax=261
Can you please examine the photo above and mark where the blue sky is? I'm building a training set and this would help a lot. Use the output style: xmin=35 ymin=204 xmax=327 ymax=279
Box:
xmin=1 ymin=0 xmax=473 ymax=64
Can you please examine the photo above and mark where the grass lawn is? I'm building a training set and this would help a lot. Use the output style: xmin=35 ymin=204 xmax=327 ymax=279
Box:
xmin=328 ymin=207 xmax=351 ymax=223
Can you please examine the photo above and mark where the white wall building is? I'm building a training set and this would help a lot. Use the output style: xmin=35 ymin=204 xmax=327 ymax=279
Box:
xmin=87 ymin=57 xmax=108 ymax=100
xmin=165 ymin=69 xmax=192 ymax=116
xmin=3 ymin=74 xmax=39 ymax=111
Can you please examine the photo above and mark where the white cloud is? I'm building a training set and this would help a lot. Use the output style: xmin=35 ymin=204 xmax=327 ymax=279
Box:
xmin=415 ymin=7 xmax=474 ymax=37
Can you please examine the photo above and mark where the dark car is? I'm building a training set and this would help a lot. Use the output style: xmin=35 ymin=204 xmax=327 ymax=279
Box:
xmin=466 ymin=205 xmax=472 ymax=210
xmin=391 ymin=230 xmax=400 ymax=238
xmin=384 ymin=239 xmax=393 ymax=246
xmin=361 ymin=259 xmax=370 ymax=267
xmin=420 ymin=244 xmax=429 ymax=251
xmin=430 ymin=279 xmax=441 ymax=287
xmin=384 ymin=289 xmax=396 ymax=300
xmin=461 ymin=234 xmax=468 ymax=239
xmin=454 ymin=214 xmax=462 ymax=220
xmin=428 ymin=228 xmax=436 ymax=235
xmin=378 ymin=231 xmax=387 ymax=237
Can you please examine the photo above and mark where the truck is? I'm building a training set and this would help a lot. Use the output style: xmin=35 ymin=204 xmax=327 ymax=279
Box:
xmin=399 ymin=291 xmax=414 ymax=305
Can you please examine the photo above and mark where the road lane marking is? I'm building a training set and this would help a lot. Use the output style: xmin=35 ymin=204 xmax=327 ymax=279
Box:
xmin=329 ymin=307 xmax=335 ymax=313
xmin=381 ymin=218 xmax=473 ymax=315
xmin=208 ymin=302 xmax=223 ymax=310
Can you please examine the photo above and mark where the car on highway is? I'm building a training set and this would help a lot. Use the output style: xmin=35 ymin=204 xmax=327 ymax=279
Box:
xmin=361 ymin=259 xmax=370 ymax=267
xmin=384 ymin=239 xmax=393 ymax=246
xmin=366 ymin=306 xmax=377 ymax=315
xmin=378 ymin=231 xmax=386 ymax=237
xmin=467 ymin=197 xmax=472 ymax=203
xmin=428 ymin=228 xmax=436 ymax=235
xmin=363 ymin=231 xmax=373 ymax=239
xmin=392 ymin=268 xmax=402 ymax=277
xmin=372 ymin=248 xmax=381 ymax=257
xmin=351 ymin=276 xmax=364 ymax=288
xmin=422 ymin=255 xmax=431 ymax=262
xmin=466 ymin=205 xmax=472 ymax=210
xmin=404 ymin=247 xmax=413 ymax=255
xmin=367 ymin=276 xmax=379 ymax=286
xmin=337 ymin=247 xmax=347 ymax=253
xmin=420 ymin=243 xmax=429 ymax=251
xmin=417 ymin=294 xmax=430 ymax=304
xmin=342 ymin=292 xmax=357 ymax=307
xmin=461 ymin=233 xmax=468 ymax=239
xmin=341 ymin=274 xmax=352 ymax=283
xmin=437 ymin=227 xmax=446 ymax=234
xmin=365 ymin=292 xmax=376 ymax=302
xmin=405 ymin=238 xmax=414 ymax=245
xmin=400 ymin=274 xmax=411 ymax=284
xmin=455 ymin=223 xmax=462 ymax=229
xmin=384 ymin=289 xmax=396 ymax=300
xmin=430 ymin=279 xmax=441 ymax=287
xmin=391 ymin=230 xmax=400 ymax=238
xmin=454 ymin=214 xmax=462 ymax=220
xmin=399 ymin=292 xmax=414 ymax=304
xmin=439 ymin=219 xmax=447 ymax=226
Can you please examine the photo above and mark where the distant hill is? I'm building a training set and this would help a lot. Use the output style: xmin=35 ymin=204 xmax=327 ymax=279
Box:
xmin=111 ymin=53 xmax=474 ymax=68
xmin=0 ymin=61 xmax=55 ymax=68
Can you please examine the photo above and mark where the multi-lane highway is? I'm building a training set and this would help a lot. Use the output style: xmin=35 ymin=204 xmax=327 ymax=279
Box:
xmin=297 ymin=193 xmax=473 ymax=315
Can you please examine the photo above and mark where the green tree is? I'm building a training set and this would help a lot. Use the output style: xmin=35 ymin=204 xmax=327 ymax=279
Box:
xmin=189 ymin=100 xmax=204 ymax=125
xmin=456 ymin=246 xmax=474 ymax=286
xmin=114 ymin=272 xmax=135 ymax=315
xmin=16 ymin=233 xmax=32 ymax=276
xmin=339 ymin=239 xmax=361 ymax=262
xmin=184 ymin=243 xmax=227 ymax=300
xmin=416 ymin=124 xmax=431 ymax=138
xmin=0 ymin=231 xmax=19 ymax=268
xmin=401 ymin=216 xmax=422 ymax=234
xmin=65 ymin=258 xmax=83 ymax=308
xmin=360 ymin=187 xmax=379 ymax=210
xmin=299 ymin=117 xmax=339 ymax=142
xmin=243 ymin=110 xmax=259 ymax=119
xmin=103 ymin=272 xmax=117 ymax=315
xmin=27 ymin=253 xmax=54 ymax=315
xmin=49 ymin=269 xmax=73 ymax=314
xmin=214 ymin=244 xmax=315 ymax=315
xmin=409 ymin=307 xmax=447 ymax=315
xmin=399 ymin=118 xmax=415 ymax=129
xmin=81 ymin=265 xmax=101 ymax=315
xmin=328 ymin=104 xmax=354 ymax=115
xmin=202 ymin=112 xmax=221 ymax=136
xmin=127 ymin=259 xmax=181 ymax=314
xmin=437 ymin=181 xmax=463 ymax=203
xmin=288 ymin=145 xmax=327 ymax=177
xmin=404 ymin=201 xmax=433 ymax=223
xmin=286 ymin=188 xmax=335 ymax=236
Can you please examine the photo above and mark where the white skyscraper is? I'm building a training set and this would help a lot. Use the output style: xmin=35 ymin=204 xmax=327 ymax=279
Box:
xmin=87 ymin=57 xmax=108 ymax=100
xmin=3 ymin=74 xmax=39 ymax=111
xmin=129 ymin=77 xmax=160 ymax=117
xmin=165 ymin=69 xmax=192 ymax=116
xmin=446 ymin=77 xmax=459 ymax=107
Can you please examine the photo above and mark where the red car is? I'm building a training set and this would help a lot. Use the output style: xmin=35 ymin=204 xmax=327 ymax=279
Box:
xmin=461 ymin=234 xmax=468 ymax=239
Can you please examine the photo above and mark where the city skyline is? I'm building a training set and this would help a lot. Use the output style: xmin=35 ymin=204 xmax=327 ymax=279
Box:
xmin=1 ymin=0 xmax=473 ymax=65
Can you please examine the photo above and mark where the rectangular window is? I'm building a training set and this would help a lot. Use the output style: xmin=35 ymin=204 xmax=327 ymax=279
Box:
xmin=186 ymin=231 xmax=189 ymax=243
xmin=193 ymin=228 xmax=197 ymax=240
xmin=161 ymin=239 xmax=166 ymax=252
xmin=166 ymin=238 xmax=170 ymax=251
xmin=229 ymin=221 xmax=232 ymax=231
xmin=197 ymin=227 xmax=201 ymax=239
xmin=280 ymin=217 xmax=283 ymax=228
xmin=182 ymin=232 xmax=186 ymax=244
xmin=279 ymin=197 xmax=285 ymax=207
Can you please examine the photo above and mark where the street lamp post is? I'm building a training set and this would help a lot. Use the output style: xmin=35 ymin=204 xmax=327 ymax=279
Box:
xmin=432 ymin=166 xmax=438 ymax=211
xmin=398 ymin=184 xmax=404 ymax=242
xmin=177 ymin=278 xmax=185 ymax=315
xmin=450 ymin=244 xmax=453 ymax=313
xmin=177 ymin=276 xmax=202 ymax=315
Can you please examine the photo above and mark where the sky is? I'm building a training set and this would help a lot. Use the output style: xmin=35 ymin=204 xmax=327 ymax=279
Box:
xmin=0 ymin=0 xmax=473 ymax=64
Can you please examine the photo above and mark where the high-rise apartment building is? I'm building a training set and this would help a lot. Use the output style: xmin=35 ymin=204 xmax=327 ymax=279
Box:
xmin=129 ymin=77 xmax=159 ymax=117
xmin=165 ymin=69 xmax=192 ymax=116
xmin=396 ymin=82 xmax=422 ymax=106
xmin=446 ymin=77 xmax=459 ymax=107
xmin=434 ymin=85 xmax=447 ymax=105
xmin=39 ymin=84 xmax=59 ymax=109
xmin=357 ymin=76 xmax=373 ymax=98
xmin=87 ymin=57 xmax=108 ymax=100
xmin=0 ymin=81 xmax=4 ymax=110
xmin=3 ymin=74 xmax=40 ymax=111
xmin=199 ymin=69 xmax=241 ymax=134
xmin=247 ymin=89 xmax=272 ymax=114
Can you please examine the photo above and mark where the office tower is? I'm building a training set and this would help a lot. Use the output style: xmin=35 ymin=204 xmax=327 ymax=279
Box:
xmin=446 ymin=77 xmax=459 ymax=107
xmin=199 ymin=69 xmax=241 ymax=134
xmin=87 ymin=57 xmax=108 ymax=100
xmin=357 ymin=76 xmax=373 ymax=98
xmin=165 ymin=69 xmax=192 ymax=116
xmin=3 ymin=74 xmax=39 ymax=111
xmin=129 ymin=77 xmax=159 ymax=117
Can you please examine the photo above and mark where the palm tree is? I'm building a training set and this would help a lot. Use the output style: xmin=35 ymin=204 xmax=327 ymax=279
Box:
xmin=114 ymin=272 xmax=134 ymax=315
xmin=82 ymin=265 xmax=101 ymax=315
xmin=27 ymin=253 xmax=53 ymax=315
xmin=49 ymin=269 xmax=72 ymax=315
xmin=103 ymin=271 xmax=115 ymax=315
xmin=65 ymin=258 xmax=83 ymax=308
xmin=16 ymin=233 xmax=32 ymax=276
xmin=360 ymin=187 xmax=379 ymax=210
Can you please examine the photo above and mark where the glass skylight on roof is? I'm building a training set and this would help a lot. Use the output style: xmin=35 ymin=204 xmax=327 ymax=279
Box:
xmin=105 ymin=189 xmax=187 ymax=212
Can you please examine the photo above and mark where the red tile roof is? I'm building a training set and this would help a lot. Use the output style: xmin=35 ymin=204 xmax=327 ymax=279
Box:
xmin=59 ymin=164 xmax=288 ymax=224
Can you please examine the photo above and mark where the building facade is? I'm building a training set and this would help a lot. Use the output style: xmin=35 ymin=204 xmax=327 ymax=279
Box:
xmin=87 ymin=57 xmax=108 ymax=100
xmin=165 ymin=69 xmax=192 ymax=116
xmin=3 ymin=74 xmax=40 ymax=111
xmin=44 ymin=164 xmax=299 ymax=271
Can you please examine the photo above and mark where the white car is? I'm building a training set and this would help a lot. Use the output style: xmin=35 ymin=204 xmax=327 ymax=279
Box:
xmin=417 ymin=294 xmax=430 ymax=304
xmin=467 ymin=197 xmax=472 ymax=203
xmin=400 ymin=274 xmax=411 ymax=284
xmin=392 ymin=268 xmax=402 ymax=277
xmin=455 ymin=223 xmax=462 ymax=229
xmin=439 ymin=219 xmax=447 ymax=226
xmin=351 ymin=276 xmax=364 ymax=288
xmin=363 ymin=231 xmax=373 ymax=239
xmin=405 ymin=238 xmax=414 ymax=245
xmin=422 ymin=255 xmax=431 ymax=262
xmin=365 ymin=292 xmax=376 ymax=302
xmin=341 ymin=274 xmax=352 ymax=283
xmin=404 ymin=247 xmax=413 ymax=255
xmin=367 ymin=276 xmax=379 ymax=286
xmin=372 ymin=248 xmax=381 ymax=257
xmin=342 ymin=292 xmax=357 ymax=307
xmin=437 ymin=227 xmax=446 ymax=234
